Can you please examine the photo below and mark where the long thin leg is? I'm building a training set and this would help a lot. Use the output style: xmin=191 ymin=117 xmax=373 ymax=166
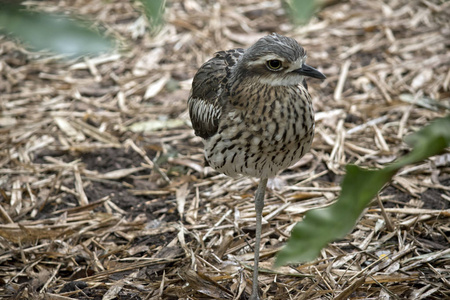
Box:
xmin=249 ymin=177 xmax=268 ymax=300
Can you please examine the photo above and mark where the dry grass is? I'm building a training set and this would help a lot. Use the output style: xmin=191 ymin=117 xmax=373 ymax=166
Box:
xmin=0 ymin=0 xmax=449 ymax=299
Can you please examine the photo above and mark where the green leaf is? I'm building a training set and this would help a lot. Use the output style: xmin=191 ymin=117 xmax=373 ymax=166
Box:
xmin=138 ymin=0 xmax=165 ymax=32
xmin=275 ymin=115 xmax=450 ymax=267
xmin=398 ymin=116 xmax=450 ymax=167
xmin=0 ymin=4 xmax=113 ymax=57
xmin=286 ymin=0 xmax=319 ymax=24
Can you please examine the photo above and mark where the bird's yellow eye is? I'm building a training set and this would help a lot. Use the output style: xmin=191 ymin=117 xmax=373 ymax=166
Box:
xmin=266 ymin=59 xmax=282 ymax=71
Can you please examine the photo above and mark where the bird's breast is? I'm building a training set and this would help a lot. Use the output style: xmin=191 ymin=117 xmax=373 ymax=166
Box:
xmin=204 ymin=84 xmax=315 ymax=178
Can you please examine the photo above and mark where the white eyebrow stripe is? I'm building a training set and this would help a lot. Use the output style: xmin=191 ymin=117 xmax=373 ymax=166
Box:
xmin=285 ymin=56 xmax=306 ymax=72
xmin=244 ymin=54 xmax=286 ymax=66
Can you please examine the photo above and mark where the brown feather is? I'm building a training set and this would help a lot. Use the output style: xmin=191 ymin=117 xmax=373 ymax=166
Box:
xmin=188 ymin=49 xmax=244 ymax=139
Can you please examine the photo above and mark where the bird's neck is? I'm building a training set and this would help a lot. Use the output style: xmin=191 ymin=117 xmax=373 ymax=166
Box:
xmin=227 ymin=77 xmax=301 ymax=114
xmin=229 ymin=76 xmax=301 ymax=95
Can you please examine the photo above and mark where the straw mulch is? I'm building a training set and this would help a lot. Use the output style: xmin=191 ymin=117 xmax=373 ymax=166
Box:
xmin=1 ymin=0 xmax=449 ymax=299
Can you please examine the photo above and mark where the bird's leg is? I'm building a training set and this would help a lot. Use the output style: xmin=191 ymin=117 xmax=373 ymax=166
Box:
xmin=249 ymin=177 xmax=268 ymax=300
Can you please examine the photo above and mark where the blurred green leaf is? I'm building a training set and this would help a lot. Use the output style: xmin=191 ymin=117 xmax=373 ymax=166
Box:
xmin=0 ymin=4 xmax=113 ymax=57
xmin=138 ymin=0 xmax=165 ymax=32
xmin=286 ymin=0 xmax=319 ymax=24
xmin=275 ymin=115 xmax=450 ymax=267
xmin=400 ymin=116 xmax=450 ymax=166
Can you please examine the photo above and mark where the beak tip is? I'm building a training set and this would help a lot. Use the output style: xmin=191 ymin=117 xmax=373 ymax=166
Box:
xmin=296 ymin=64 xmax=326 ymax=80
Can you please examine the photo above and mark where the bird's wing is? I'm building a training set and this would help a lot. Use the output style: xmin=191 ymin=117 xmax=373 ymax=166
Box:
xmin=188 ymin=48 xmax=244 ymax=139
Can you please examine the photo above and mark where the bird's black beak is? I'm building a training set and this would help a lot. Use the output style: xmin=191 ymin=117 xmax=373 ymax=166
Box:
xmin=295 ymin=63 xmax=326 ymax=80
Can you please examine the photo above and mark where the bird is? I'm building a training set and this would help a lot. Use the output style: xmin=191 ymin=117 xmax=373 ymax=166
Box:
xmin=188 ymin=33 xmax=325 ymax=300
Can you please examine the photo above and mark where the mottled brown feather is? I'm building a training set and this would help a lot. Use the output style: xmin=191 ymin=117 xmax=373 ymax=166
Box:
xmin=188 ymin=49 xmax=244 ymax=139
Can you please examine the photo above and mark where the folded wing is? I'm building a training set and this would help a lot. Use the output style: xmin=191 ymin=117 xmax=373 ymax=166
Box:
xmin=188 ymin=49 xmax=244 ymax=140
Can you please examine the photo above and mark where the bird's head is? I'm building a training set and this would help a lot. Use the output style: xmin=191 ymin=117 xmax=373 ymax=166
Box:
xmin=235 ymin=33 xmax=326 ymax=86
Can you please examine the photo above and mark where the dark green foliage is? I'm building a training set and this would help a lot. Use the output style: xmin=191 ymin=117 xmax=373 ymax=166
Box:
xmin=0 ymin=4 xmax=113 ymax=57
xmin=276 ymin=115 xmax=450 ymax=266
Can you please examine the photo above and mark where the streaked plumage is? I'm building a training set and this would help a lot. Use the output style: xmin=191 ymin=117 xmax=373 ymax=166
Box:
xmin=188 ymin=33 xmax=325 ymax=300
xmin=188 ymin=48 xmax=244 ymax=139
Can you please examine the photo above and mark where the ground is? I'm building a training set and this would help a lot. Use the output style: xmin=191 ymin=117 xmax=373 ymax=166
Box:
xmin=0 ymin=0 xmax=449 ymax=299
